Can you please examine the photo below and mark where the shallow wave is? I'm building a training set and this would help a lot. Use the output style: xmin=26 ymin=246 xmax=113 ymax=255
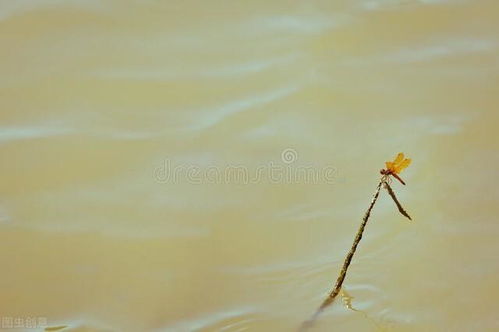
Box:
xmin=41 ymin=318 xmax=114 ymax=332
xmin=221 ymin=254 xmax=338 ymax=282
xmin=0 ymin=124 xmax=161 ymax=143
xmin=160 ymin=307 xmax=258 ymax=332
xmin=91 ymin=53 xmax=301 ymax=81
xmin=0 ymin=0 xmax=106 ymax=21
xmin=0 ymin=206 xmax=10 ymax=225
xmin=183 ymin=84 xmax=302 ymax=132
xmin=272 ymin=203 xmax=338 ymax=223
xmin=243 ymin=14 xmax=349 ymax=35
xmin=343 ymin=38 xmax=497 ymax=66
xmin=359 ymin=0 xmax=464 ymax=11
xmin=0 ymin=125 xmax=74 ymax=142
xmin=379 ymin=39 xmax=497 ymax=64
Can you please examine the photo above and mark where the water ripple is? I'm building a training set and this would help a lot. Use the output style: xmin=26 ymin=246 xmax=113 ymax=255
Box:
xmin=0 ymin=125 xmax=73 ymax=142
xmin=184 ymin=85 xmax=301 ymax=132
xmin=161 ymin=307 xmax=258 ymax=332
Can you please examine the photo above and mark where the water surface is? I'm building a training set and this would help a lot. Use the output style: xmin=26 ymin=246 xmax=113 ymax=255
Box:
xmin=1 ymin=0 xmax=498 ymax=331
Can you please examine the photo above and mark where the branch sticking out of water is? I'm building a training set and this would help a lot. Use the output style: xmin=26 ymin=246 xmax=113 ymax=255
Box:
xmin=384 ymin=181 xmax=412 ymax=220
xmin=300 ymin=175 xmax=412 ymax=330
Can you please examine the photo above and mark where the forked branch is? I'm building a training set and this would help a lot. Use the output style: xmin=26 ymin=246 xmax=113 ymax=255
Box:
xmin=300 ymin=175 xmax=412 ymax=330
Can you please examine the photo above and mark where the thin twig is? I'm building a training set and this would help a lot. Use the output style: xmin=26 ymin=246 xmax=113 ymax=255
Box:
xmin=384 ymin=181 xmax=412 ymax=220
xmin=300 ymin=177 xmax=386 ymax=330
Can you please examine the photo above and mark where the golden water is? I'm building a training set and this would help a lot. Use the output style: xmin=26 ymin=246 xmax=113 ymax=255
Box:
xmin=1 ymin=1 xmax=498 ymax=331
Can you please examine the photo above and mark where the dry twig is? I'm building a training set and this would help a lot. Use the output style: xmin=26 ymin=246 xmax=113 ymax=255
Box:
xmin=384 ymin=181 xmax=412 ymax=220
xmin=300 ymin=174 xmax=412 ymax=330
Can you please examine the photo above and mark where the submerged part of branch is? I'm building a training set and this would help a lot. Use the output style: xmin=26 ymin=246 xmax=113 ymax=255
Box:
xmin=383 ymin=181 xmax=412 ymax=220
